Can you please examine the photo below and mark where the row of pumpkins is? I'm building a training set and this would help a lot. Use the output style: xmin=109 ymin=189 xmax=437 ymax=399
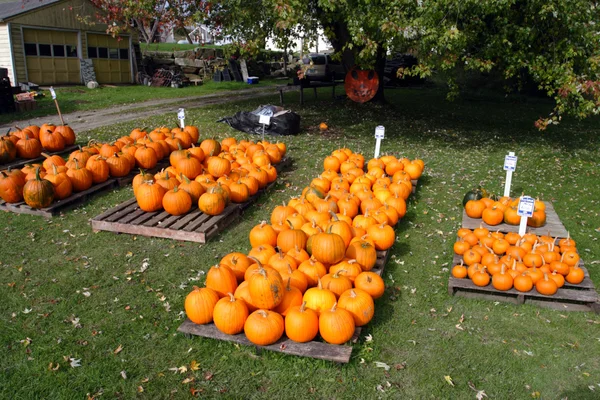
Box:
xmin=452 ymin=227 xmax=584 ymax=295
xmin=184 ymin=149 xmax=425 ymax=346
xmin=132 ymin=137 xmax=286 ymax=216
xmin=0 ymin=124 xmax=77 ymax=163
xmin=0 ymin=125 xmax=201 ymax=208
xmin=464 ymin=195 xmax=547 ymax=227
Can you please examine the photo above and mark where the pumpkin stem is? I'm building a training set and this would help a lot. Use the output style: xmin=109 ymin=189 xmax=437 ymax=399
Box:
xmin=300 ymin=301 xmax=307 ymax=312
xmin=330 ymin=302 xmax=338 ymax=312
xmin=333 ymin=269 xmax=346 ymax=278
xmin=227 ymin=292 xmax=235 ymax=302
xmin=34 ymin=167 xmax=42 ymax=181
xmin=316 ymin=276 xmax=323 ymax=290
xmin=52 ymin=165 xmax=58 ymax=175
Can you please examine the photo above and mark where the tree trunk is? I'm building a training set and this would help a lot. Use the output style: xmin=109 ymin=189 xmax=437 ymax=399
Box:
xmin=371 ymin=45 xmax=387 ymax=103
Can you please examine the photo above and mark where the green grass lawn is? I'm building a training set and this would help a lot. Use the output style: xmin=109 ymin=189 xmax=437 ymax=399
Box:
xmin=0 ymin=80 xmax=281 ymax=126
xmin=1 ymin=86 xmax=599 ymax=399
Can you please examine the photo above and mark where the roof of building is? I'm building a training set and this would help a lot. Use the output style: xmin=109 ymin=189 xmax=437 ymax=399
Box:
xmin=0 ymin=0 xmax=62 ymax=22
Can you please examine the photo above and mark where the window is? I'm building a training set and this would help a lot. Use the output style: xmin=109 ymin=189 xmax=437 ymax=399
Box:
xmin=53 ymin=44 xmax=65 ymax=57
xmin=119 ymin=48 xmax=129 ymax=60
xmin=98 ymin=47 xmax=108 ymax=58
xmin=88 ymin=46 xmax=97 ymax=58
xmin=109 ymin=48 xmax=119 ymax=59
xmin=24 ymin=43 xmax=38 ymax=56
xmin=66 ymin=45 xmax=78 ymax=58
xmin=309 ymin=54 xmax=326 ymax=65
xmin=38 ymin=44 xmax=51 ymax=56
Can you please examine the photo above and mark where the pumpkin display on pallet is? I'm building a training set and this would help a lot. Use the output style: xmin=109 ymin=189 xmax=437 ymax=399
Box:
xmin=184 ymin=149 xmax=424 ymax=347
xmin=464 ymin=192 xmax=547 ymax=227
xmin=133 ymin=137 xmax=287 ymax=216
xmin=451 ymin=227 xmax=585 ymax=293
xmin=0 ymin=125 xmax=202 ymax=209
xmin=1 ymin=124 xmax=78 ymax=165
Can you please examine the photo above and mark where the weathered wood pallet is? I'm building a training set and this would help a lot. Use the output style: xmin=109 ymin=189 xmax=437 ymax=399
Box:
xmin=91 ymin=158 xmax=292 ymax=243
xmin=178 ymin=248 xmax=391 ymax=363
xmin=0 ymin=145 xmax=79 ymax=170
xmin=0 ymin=179 xmax=117 ymax=218
xmin=448 ymin=254 xmax=599 ymax=313
xmin=462 ymin=201 xmax=567 ymax=238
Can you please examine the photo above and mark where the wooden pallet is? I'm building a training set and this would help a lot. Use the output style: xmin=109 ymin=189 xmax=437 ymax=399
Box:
xmin=0 ymin=179 xmax=117 ymax=218
xmin=0 ymin=145 xmax=78 ymax=170
xmin=178 ymin=249 xmax=391 ymax=363
xmin=448 ymin=254 xmax=600 ymax=313
xmin=462 ymin=201 xmax=567 ymax=238
xmin=91 ymin=158 xmax=292 ymax=243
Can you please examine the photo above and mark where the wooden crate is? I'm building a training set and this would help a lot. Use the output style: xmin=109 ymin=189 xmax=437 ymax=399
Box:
xmin=448 ymin=254 xmax=599 ymax=313
xmin=462 ymin=201 xmax=567 ymax=238
xmin=0 ymin=145 xmax=78 ymax=171
xmin=91 ymin=158 xmax=292 ymax=243
xmin=178 ymin=249 xmax=391 ymax=363
xmin=0 ymin=179 xmax=117 ymax=218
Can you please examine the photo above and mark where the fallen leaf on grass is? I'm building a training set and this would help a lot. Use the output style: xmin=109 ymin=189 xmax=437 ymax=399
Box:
xmin=374 ymin=361 xmax=390 ymax=371
xmin=48 ymin=362 xmax=60 ymax=371
xmin=70 ymin=358 xmax=81 ymax=368
xmin=22 ymin=308 xmax=32 ymax=314
xmin=204 ymin=371 xmax=214 ymax=380
xmin=364 ymin=334 xmax=373 ymax=342
xmin=113 ymin=344 xmax=123 ymax=355
xmin=120 ymin=371 xmax=127 ymax=379
xmin=531 ymin=391 xmax=540 ymax=398
xmin=190 ymin=360 xmax=200 ymax=371
xmin=444 ymin=375 xmax=455 ymax=387
xmin=182 ymin=377 xmax=195 ymax=384
xmin=137 ymin=386 xmax=144 ymax=393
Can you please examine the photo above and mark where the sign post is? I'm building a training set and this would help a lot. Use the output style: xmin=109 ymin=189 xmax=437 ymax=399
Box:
xmin=503 ymin=152 xmax=517 ymax=197
xmin=517 ymin=195 xmax=534 ymax=236
xmin=49 ymin=87 xmax=65 ymax=125
xmin=259 ymin=114 xmax=271 ymax=142
xmin=177 ymin=108 xmax=186 ymax=129
xmin=374 ymin=125 xmax=385 ymax=158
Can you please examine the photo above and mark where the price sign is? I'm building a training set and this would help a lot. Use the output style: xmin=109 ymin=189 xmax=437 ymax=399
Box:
xmin=177 ymin=108 xmax=185 ymax=120
xmin=259 ymin=115 xmax=271 ymax=125
xmin=517 ymin=196 xmax=535 ymax=217
xmin=49 ymin=87 xmax=57 ymax=100
xmin=375 ymin=125 xmax=385 ymax=139
xmin=503 ymin=154 xmax=517 ymax=171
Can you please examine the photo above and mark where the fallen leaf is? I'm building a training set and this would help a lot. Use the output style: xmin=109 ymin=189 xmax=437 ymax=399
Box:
xmin=120 ymin=370 xmax=127 ymax=379
xmin=204 ymin=371 xmax=214 ymax=380
xmin=137 ymin=386 xmax=144 ymax=393
xmin=70 ymin=358 xmax=81 ymax=368
xmin=364 ymin=334 xmax=373 ymax=342
xmin=190 ymin=360 xmax=200 ymax=371
xmin=113 ymin=344 xmax=123 ymax=355
xmin=374 ymin=361 xmax=390 ymax=371
xmin=22 ymin=308 xmax=32 ymax=314
xmin=182 ymin=377 xmax=195 ymax=384
xmin=531 ymin=391 xmax=540 ymax=398
xmin=444 ymin=375 xmax=455 ymax=387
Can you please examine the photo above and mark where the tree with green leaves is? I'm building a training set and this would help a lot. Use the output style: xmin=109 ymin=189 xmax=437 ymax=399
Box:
xmin=202 ymin=0 xmax=600 ymax=128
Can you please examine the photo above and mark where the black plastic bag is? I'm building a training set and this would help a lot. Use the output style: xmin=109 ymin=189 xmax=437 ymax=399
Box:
xmin=217 ymin=105 xmax=301 ymax=136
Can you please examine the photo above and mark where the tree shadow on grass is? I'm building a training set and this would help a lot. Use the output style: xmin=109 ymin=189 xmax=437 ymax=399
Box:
xmin=559 ymin=386 xmax=600 ymax=400
xmin=322 ymin=87 xmax=600 ymax=152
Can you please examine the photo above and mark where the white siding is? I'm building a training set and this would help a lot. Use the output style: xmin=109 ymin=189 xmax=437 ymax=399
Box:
xmin=0 ymin=23 xmax=16 ymax=84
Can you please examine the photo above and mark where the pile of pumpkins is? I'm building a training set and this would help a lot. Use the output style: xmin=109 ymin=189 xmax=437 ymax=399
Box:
xmin=133 ymin=137 xmax=286 ymax=216
xmin=184 ymin=149 xmax=425 ymax=346
xmin=452 ymin=227 xmax=584 ymax=296
xmin=0 ymin=125 xmax=199 ymax=209
xmin=0 ymin=124 xmax=76 ymax=164
xmin=464 ymin=193 xmax=547 ymax=228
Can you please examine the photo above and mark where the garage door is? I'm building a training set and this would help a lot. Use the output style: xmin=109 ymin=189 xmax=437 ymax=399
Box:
xmin=23 ymin=29 xmax=80 ymax=84
xmin=87 ymin=34 xmax=131 ymax=84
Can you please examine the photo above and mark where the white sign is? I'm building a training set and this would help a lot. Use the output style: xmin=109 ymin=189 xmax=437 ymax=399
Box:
xmin=49 ymin=87 xmax=56 ymax=100
xmin=259 ymin=115 xmax=271 ymax=125
xmin=375 ymin=125 xmax=385 ymax=139
xmin=517 ymin=196 xmax=535 ymax=217
xmin=503 ymin=154 xmax=517 ymax=171
xmin=177 ymin=108 xmax=185 ymax=120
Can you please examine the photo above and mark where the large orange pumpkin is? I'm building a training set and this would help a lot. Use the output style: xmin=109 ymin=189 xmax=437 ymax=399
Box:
xmin=344 ymin=69 xmax=379 ymax=103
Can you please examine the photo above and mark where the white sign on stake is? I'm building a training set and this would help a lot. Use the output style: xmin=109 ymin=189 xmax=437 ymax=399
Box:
xmin=374 ymin=125 xmax=385 ymax=158
xmin=503 ymin=152 xmax=517 ymax=197
xmin=259 ymin=115 xmax=271 ymax=125
xmin=177 ymin=108 xmax=185 ymax=129
xmin=517 ymin=196 xmax=534 ymax=236
xmin=49 ymin=87 xmax=57 ymax=100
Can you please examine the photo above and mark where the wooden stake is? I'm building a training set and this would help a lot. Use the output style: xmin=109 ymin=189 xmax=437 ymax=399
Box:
xmin=54 ymin=99 xmax=65 ymax=125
